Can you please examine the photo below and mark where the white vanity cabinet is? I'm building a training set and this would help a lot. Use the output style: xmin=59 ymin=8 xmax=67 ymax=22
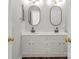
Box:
xmin=21 ymin=34 xmax=67 ymax=57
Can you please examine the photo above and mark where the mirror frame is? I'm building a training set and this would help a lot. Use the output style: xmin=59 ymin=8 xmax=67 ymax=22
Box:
xmin=50 ymin=6 xmax=62 ymax=26
xmin=28 ymin=6 xmax=41 ymax=26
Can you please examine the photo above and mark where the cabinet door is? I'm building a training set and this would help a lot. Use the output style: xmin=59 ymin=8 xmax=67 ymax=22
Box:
xmin=8 ymin=0 xmax=22 ymax=59
xmin=8 ymin=0 xmax=13 ymax=59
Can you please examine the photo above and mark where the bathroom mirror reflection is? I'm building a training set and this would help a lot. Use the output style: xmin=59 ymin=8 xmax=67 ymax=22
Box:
xmin=50 ymin=6 xmax=62 ymax=26
xmin=28 ymin=6 xmax=40 ymax=26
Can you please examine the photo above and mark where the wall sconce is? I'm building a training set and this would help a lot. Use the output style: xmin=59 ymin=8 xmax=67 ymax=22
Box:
xmin=22 ymin=0 xmax=43 ymax=6
xmin=47 ymin=0 xmax=65 ymax=6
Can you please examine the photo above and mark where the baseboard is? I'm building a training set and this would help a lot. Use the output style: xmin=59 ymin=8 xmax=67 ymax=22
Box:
xmin=22 ymin=57 xmax=67 ymax=59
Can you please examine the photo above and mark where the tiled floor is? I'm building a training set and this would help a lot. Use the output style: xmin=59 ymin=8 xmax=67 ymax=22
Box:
xmin=22 ymin=57 xmax=67 ymax=59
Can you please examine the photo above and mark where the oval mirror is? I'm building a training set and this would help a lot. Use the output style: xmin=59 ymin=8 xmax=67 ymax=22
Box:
xmin=51 ymin=6 xmax=62 ymax=26
xmin=28 ymin=6 xmax=40 ymax=26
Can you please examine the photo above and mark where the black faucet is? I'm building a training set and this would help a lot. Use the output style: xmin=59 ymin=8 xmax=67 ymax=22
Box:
xmin=31 ymin=27 xmax=35 ymax=33
xmin=55 ymin=27 xmax=59 ymax=33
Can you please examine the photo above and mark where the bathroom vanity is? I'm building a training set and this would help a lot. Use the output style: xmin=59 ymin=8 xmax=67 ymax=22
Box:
xmin=8 ymin=0 xmax=71 ymax=59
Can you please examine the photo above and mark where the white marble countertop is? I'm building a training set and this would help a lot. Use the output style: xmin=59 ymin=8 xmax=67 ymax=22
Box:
xmin=22 ymin=31 xmax=68 ymax=35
